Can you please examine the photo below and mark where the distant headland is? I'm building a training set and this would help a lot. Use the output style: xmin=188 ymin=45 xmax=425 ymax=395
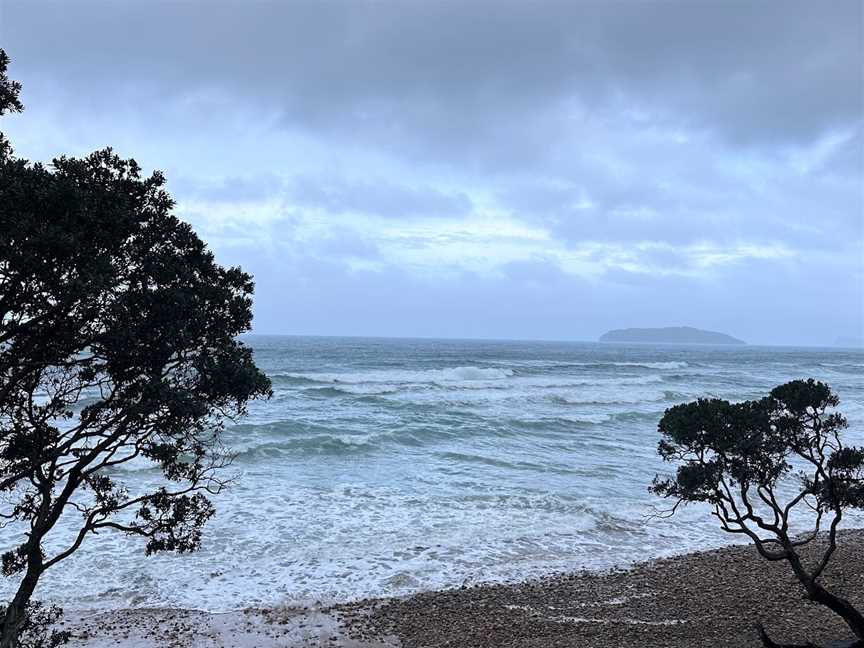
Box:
xmin=599 ymin=326 xmax=746 ymax=345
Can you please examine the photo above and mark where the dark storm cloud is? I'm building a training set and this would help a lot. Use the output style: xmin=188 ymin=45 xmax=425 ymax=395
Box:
xmin=3 ymin=0 xmax=861 ymax=161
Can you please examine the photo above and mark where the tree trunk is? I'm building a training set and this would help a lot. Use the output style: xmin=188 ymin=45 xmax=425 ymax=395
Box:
xmin=0 ymin=558 xmax=42 ymax=648
xmin=783 ymin=545 xmax=864 ymax=642
xmin=808 ymin=583 xmax=864 ymax=641
xmin=756 ymin=622 xmax=819 ymax=647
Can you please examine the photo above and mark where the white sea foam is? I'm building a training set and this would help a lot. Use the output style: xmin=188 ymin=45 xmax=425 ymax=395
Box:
xmin=610 ymin=361 xmax=689 ymax=369
xmin=504 ymin=360 xmax=688 ymax=370
xmin=553 ymin=412 xmax=613 ymax=424
xmin=282 ymin=372 xmax=666 ymax=395
xmin=279 ymin=365 xmax=515 ymax=386
xmin=278 ymin=363 xmax=684 ymax=388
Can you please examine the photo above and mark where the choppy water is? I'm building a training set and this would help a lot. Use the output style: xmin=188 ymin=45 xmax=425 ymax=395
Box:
xmin=6 ymin=336 xmax=864 ymax=610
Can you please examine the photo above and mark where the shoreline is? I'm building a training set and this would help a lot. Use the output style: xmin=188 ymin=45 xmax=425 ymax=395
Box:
xmin=57 ymin=529 xmax=864 ymax=647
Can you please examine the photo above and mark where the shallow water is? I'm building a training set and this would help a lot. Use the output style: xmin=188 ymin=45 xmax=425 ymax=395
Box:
xmin=5 ymin=336 xmax=864 ymax=610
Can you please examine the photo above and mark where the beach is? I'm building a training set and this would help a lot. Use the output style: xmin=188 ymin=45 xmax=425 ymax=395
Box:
xmin=59 ymin=529 xmax=864 ymax=648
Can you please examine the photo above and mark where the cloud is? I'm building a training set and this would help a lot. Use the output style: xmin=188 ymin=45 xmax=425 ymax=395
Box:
xmin=501 ymin=259 xmax=571 ymax=285
xmin=219 ymin=243 xmax=859 ymax=346
xmin=0 ymin=0 xmax=861 ymax=344
xmin=170 ymin=171 xmax=473 ymax=220
xmin=310 ymin=227 xmax=381 ymax=263
xmin=4 ymin=2 xmax=861 ymax=153
xmin=172 ymin=174 xmax=286 ymax=204
xmin=287 ymin=175 xmax=473 ymax=219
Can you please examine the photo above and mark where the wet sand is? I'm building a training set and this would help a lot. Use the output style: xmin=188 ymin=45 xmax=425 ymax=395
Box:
xmin=60 ymin=530 xmax=864 ymax=648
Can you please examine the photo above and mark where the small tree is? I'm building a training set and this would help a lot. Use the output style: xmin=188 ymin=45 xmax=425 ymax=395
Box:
xmin=0 ymin=50 xmax=272 ymax=646
xmin=0 ymin=50 xmax=22 ymax=162
xmin=652 ymin=379 xmax=864 ymax=647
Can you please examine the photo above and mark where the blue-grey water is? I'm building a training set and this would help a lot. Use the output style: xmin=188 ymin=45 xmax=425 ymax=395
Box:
xmin=10 ymin=336 xmax=864 ymax=610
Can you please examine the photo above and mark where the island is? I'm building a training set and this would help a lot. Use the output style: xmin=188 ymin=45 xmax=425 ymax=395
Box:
xmin=599 ymin=326 xmax=745 ymax=345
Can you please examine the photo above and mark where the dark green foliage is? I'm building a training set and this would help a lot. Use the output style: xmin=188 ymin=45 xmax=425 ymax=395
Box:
xmin=0 ymin=51 xmax=21 ymax=115
xmin=653 ymin=379 xmax=864 ymax=521
xmin=0 ymin=603 xmax=68 ymax=648
xmin=0 ymin=49 xmax=271 ymax=646
xmin=652 ymin=379 xmax=864 ymax=645
xmin=0 ymin=147 xmax=273 ymax=547
xmin=654 ymin=397 xmax=790 ymax=502
xmin=0 ymin=51 xmax=22 ymax=160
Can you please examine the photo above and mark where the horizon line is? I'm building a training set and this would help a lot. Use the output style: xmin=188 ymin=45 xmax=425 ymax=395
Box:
xmin=240 ymin=331 xmax=864 ymax=351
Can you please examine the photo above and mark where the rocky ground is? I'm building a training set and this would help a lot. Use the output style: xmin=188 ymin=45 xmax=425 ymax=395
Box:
xmin=60 ymin=530 xmax=864 ymax=648
xmin=337 ymin=529 xmax=864 ymax=648
xmin=60 ymin=606 xmax=393 ymax=648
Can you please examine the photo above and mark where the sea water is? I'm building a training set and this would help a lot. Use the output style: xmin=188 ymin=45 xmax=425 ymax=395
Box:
xmin=6 ymin=336 xmax=864 ymax=610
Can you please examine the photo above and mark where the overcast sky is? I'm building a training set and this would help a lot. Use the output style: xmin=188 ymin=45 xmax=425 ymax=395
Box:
xmin=1 ymin=1 xmax=862 ymax=345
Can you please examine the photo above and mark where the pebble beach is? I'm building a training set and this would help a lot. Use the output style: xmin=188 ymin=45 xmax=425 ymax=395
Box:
xmin=59 ymin=530 xmax=864 ymax=648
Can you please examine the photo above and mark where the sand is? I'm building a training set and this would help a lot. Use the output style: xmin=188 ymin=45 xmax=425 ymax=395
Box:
xmin=56 ymin=530 xmax=864 ymax=648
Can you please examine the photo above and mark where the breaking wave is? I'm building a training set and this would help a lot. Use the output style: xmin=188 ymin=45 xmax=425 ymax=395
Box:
xmin=276 ymin=365 xmax=515 ymax=386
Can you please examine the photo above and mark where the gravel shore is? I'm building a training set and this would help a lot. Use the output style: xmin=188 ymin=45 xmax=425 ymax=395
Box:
xmin=60 ymin=529 xmax=864 ymax=647
xmin=337 ymin=529 xmax=864 ymax=648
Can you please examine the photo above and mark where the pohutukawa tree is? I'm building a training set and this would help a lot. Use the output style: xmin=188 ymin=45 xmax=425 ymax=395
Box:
xmin=0 ymin=50 xmax=271 ymax=647
xmin=652 ymin=379 xmax=864 ymax=648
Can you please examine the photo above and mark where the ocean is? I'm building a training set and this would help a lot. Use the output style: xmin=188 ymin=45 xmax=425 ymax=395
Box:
xmin=8 ymin=336 xmax=864 ymax=610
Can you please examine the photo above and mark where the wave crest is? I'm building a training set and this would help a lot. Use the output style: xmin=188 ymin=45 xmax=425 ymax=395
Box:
xmin=277 ymin=366 xmax=515 ymax=387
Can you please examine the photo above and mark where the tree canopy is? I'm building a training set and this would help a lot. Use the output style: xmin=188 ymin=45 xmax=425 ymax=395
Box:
xmin=0 ymin=49 xmax=271 ymax=646
xmin=0 ymin=49 xmax=23 ymax=161
xmin=653 ymin=379 xmax=864 ymax=646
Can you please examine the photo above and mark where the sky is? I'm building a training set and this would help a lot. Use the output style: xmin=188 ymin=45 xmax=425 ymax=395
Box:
xmin=0 ymin=1 xmax=862 ymax=346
